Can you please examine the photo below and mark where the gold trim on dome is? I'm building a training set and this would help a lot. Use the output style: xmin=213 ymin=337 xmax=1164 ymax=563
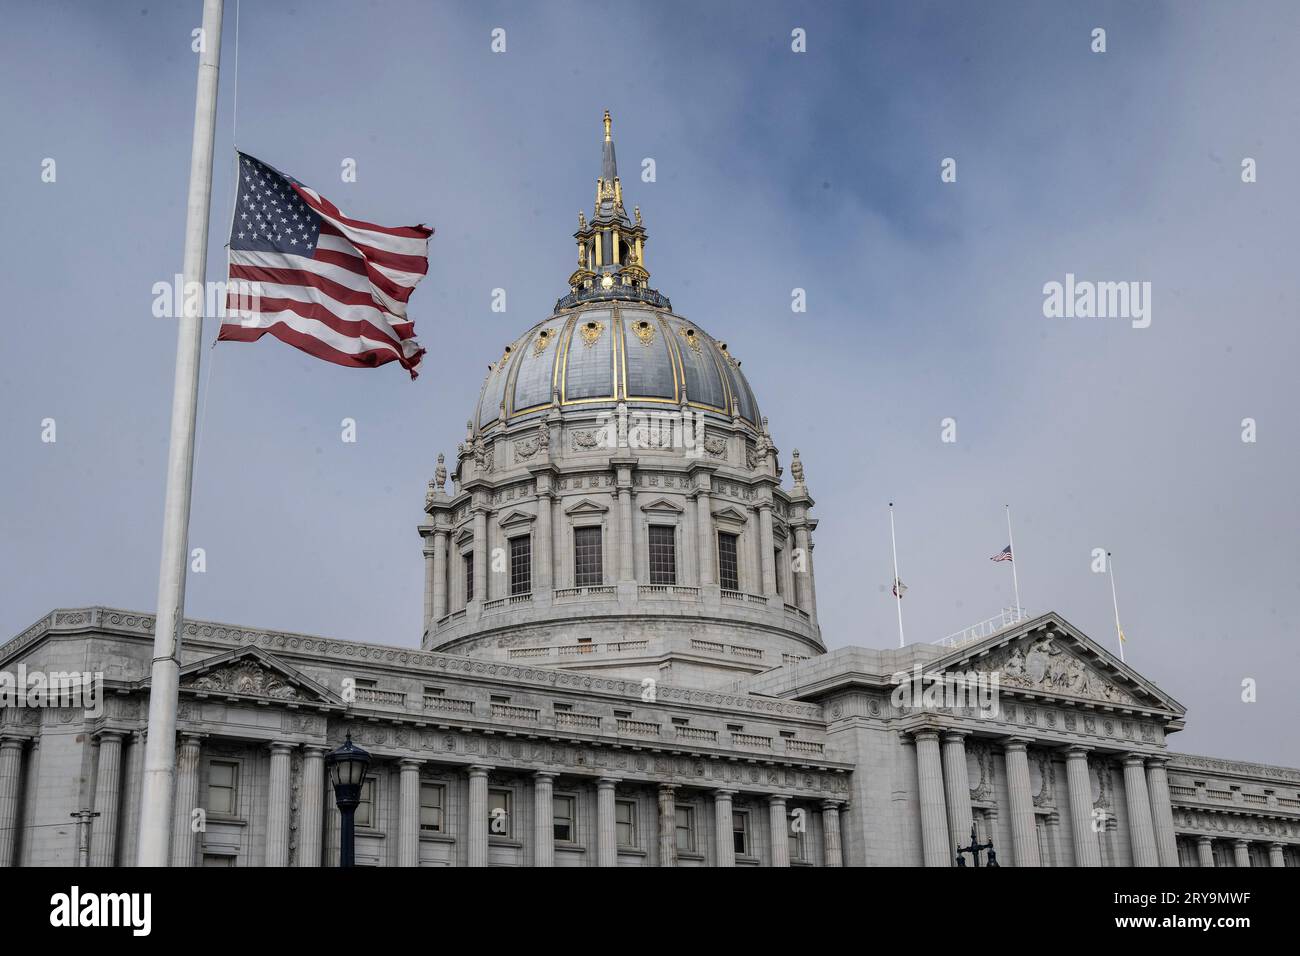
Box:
xmin=497 ymin=344 xmax=513 ymax=368
xmin=718 ymin=341 xmax=739 ymax=369
xmin=632 ymin=319 xmax=656 ymax=347
xmin=533 ymin=328 xmax=553 ymax=356
xmin=579 ymin=319 xmax=605 ymax=348
xmin=678 ymin=325 xmax=702 ymax=353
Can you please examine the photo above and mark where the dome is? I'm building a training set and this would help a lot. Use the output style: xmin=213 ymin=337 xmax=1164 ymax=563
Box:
xmin=472 ymin=308 xmax=761 ymax=433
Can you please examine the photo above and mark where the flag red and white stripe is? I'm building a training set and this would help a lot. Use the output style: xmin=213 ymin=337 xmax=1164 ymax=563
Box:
xmin=220 ymin=153 xmax=432 ymax=378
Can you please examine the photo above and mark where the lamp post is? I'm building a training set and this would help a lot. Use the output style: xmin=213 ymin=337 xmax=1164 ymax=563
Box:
xmin=955 ymin=823 xmax=1000 ymax=868
xmin=325 ymin=733 xmax=371 ymax=868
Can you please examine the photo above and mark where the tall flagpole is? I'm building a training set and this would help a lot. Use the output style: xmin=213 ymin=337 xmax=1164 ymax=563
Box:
xmin=1107 ymin=551 xmax=1126 ymax=663
xmin=1005 ymin=504 xmax=1022 ymax=615
xmin=889 ymin=502 xmax=905 ymax=649
xmin=138 ymin=0 xmax=224 ymax=867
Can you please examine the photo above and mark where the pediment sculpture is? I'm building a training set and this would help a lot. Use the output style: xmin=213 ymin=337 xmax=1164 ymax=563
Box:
xmin=975 ymin=634 xmax=1136 ymax=705
xmin=183 ymin=660 xmax=305 ymax=700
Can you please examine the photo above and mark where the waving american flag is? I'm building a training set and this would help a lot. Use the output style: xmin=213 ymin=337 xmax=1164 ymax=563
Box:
xmin=221 ymin=152 xmax=432 ymax=378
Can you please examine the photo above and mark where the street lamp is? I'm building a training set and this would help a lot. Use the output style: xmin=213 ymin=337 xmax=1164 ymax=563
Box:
xmin=325 ymin=732 xmax=371 ymax=868
xmin=955 ymin=823 xmax=1000 ymax=867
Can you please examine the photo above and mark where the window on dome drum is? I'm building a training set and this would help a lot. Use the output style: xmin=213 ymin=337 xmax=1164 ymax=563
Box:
xmin=674 ymin=805 xmax=696 ymax=853
xmin=553 ymin=795 xmax=576 ymax=843
xmin=463 ymin=552 xmax=474 ymax=603
xmin=717 ymin=532 xmax=740 ymax=591
xmin=648 ymin=524 xmax=676 ymax=585
xmin=574 ymin=526 xmax=603 ymax=586
xmin=733 ymin=811 xmax=750 ymax=856
xmin=773 ymin=549 xmax=783 ymax=595
xmin=355 ymin=777 xmax=377 ymax=829
xmin=419 ymin=783 xmax=445 ymax=832
xmin=207 ymin=761 xmax=238 ymax=816
xmin=509 ymin=535 xmax=531 ymax=595
xmin=615 ymin=800 xmax=637 ymax=847
xmin=488 ymin=789 xmax=512 ymax=839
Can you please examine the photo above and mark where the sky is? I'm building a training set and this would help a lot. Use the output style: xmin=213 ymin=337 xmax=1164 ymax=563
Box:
xmin=1 ymin=0 xmax=1297 ymax=765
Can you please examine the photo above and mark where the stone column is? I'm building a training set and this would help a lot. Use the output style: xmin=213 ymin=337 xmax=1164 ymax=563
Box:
xmin=265 ymin=741 xmax=293 ymax=867
xmin=422 ymin=537 xmax=436 ymax=630
xmin=398 ymin=758 xmax=422 ymax=867
xmin=1143 ymin=757 xmax=1178 ymax=867
xmin=821 ymin=801 xmax=843 ymax=867
xmin=595 ymin=777 xmax=619 ymax=867
xmin=90 ymin=731 xmax=124 ymax=867
xmin=431 ymin=529 xmax=449 ymax=622
xmin=18 ymin=739 xmax=40 ymax=867
xmin=1197 ymin=836 xmax=1215 ymax=868
xmin=1269 ymin=842 xmax=1285 ymax=867
xmin=758 ymin=504 xmax=777 ymax=598
xmin=1122 ymin=754 xmax=1160 ymax=867
xmin=793 ymin=525 xmax=811 ymax=610
xmin=940 ymin=731 xmax=973 ymax=856
xmin=533 ymin=771 xmax=557 ymax=867
xmin=1002 ymin=737 xmax=1040 ymax=867
xmin=535 ymin=490 xmax=552 ymax=594
xmin=471 ymin=509 xmax=487 ymax=605
xmin=914 ymin=731 xmax=951 ymax=867
xmin=116 ymin=733 xmax=143 ymax=868
xmin=297 ymin=746 xmax=326 ymax=867
xmin=170 ymin=734 xmax=203 ymax=868
xmin=713 ymin=789 xmax=736 ymax=867
xmin=695 ymin=489 xmax=714 ymax=586
xmin=467 ymin=765 xmax=490 ymax=867
xmin=1064 ymin=746 xmax=1101 ymax=867
xmin=1232 ymin=839 xmax=1251 ymax=868
xmin=0 ymin=737 xmax=25 ymax=867
xmin=768 ymin=795 xmax=790 ymax=867
xmin=656 ymin=784 xmax=677 ymax=867
xmin=617 ymin=485 xmax=634 ymax=583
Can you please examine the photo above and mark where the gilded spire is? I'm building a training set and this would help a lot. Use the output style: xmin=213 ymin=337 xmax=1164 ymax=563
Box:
xmin=603 ymin=109 xmax=612 ymax=142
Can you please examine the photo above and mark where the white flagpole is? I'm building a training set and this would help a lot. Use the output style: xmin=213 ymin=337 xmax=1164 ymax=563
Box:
xmin=138 ymin=0 xmax=224 ymax=867
xmin=1005 ymin=504 xmax=1022 ymax=615
xmin=1107 ymin=551 xmax=1126 ymax=663
xmin=889 ymin=502 xmax=905 ymax=648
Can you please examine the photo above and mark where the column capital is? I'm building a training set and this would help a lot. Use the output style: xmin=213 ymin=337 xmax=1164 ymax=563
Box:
xmin=267 ymin=740 xmax=295 ymax=755
xmin=766 ymin=793 xmax=788 ymax=807
xmin=1196 ymin=835 xmax=1213 ymax=846
xmin=467 ymin=764 xmax=493 ymax=779
xmin=1270 ymin=842 xmax=1285 ymax=849
xmin=596 ymin=776 xmax=621 ymax=789
xmin=93 ymin=729 xmax=124 ymax=743
xmin=533 ymin=770 xmax=560 ymax=781
xmin=712 ymin=788 xmax=737 ymax=798
xmin=178 ymin=732 xmax=206 ymax=749
xmin=911 ymin=728 xmax=941 ymax=744
xmin=1144 ymin=754 xmax=1170 ymax=768
xmin=398 ymin=757 xmax=423 ymax=770
xmin=303 ymin=745 xmax=328 ymax=758
xmin=820 ymin=799 xmax=843 ymax=811
xmin=1121 ymin=752 xmax=1148 ymax=768
xmin=1001 ymin=735 xmax=1033 ymax=752
xmin=1233 ymin=839 xmax=1249 ymax=848
xmin=940 ymin=730 xmax=970 ymax=744
xmin=0 ymin=737 xmax=27 ymax=751
xmin=1061 ymin=743 xmax=1094 ymax=757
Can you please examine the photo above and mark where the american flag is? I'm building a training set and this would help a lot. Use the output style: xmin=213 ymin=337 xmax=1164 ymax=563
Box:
xmin=220 ymin=152 xmax=432 ymax=378
xmin=990 ymin=545 xmax=1013 ymax=562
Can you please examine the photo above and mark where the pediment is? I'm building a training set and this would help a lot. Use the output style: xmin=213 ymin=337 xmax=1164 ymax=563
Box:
xmin=936 ymin=613 xmax=1185 ymax=715
xmin=564 ymin=497 xmax=609 ymax=515
xmin=498 ymin=508 xmax=536 ymax=528
xmin=639 ymin=496 xmax=684 ymax=515
xmin=175 ymin=647 xmax=339 ymax=705
xmin=711 ymin=505 xmax=748 ymax=525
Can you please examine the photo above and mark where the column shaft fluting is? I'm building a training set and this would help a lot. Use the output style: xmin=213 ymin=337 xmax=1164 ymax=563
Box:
xmin=399 ymin=759 xmax=422 ymax=867
xmin=714 ymin=790 xmax=736 ymax=867
xmin=695 ymin=491 xmax=714 ymax=586
xmin=432 ymin=529 xmax=449 ymax=621
xmin=768 ymin=796 xmax=790 ymax=867
xmin=264 ymin=742 xmax=293 ymax=867
xmin=914 ymin=731 xmax=951 ymax=867
xmin=595 ymin=778 xmax=618 ymax=867
xmin=170 ymin=735 xmax=203 ymax=867
xmin=1144 ymin=758 xmax=1178 ymax=867
xmin=1003 ymin=739 xmax=1040 ymax=867
xmin=467 ymin=766 xmax=490 ymax=867
xmin=1269 ymin=843 xmax=1285 ymax=867
xmin=821 ymin=801 xmax=843 ymax=867
xmin=618 ymin=487 xmax=634 ymax=582
xmin=533 ymin=772 xmax=556 ymax=867
xmin=1122 ymin=755 xmax=1160 ymax=867
xmin=297 ymin=747 xmax=325 ymax=867
xmin=758 ymin=505 xmax=776 ymax=598
xmin=1197 ymin=836 xmax=1215 ymax=867
xmin=0 ymin=739 xmax=25 ymax=867
xmin=656 ymin=785 xmax=677 ymax=866
xmin=1232 ymin=840 xmax=1251 ymax=868
xmin=1065 ymin=747 xmax=1101 ymax=867
xmin=940 ymin=732 xmax=973 ymax=854
xmin=90 ymin=732 xmax=124 ymax=867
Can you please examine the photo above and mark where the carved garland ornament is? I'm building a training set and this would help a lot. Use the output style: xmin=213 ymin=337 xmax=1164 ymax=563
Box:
xmin=678 ymin=326 xmax=702 ymax=353
xmin=185 ymin=660 xmax=304 ymax=700
xmin=632 ymin=319 xmax=656 ymax=347
xmin=579 ymin=320 xmax=604 ymax=348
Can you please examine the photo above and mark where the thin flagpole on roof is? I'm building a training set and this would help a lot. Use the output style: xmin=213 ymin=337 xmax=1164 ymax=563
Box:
xmin=1108 ymin=551 xmax=1127 ymax=663
xmin=889 ymin=502 xmax=905 ymax=649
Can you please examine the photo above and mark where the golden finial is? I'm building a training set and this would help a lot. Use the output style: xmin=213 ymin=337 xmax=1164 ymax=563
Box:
xmin=603 ymin=109 xmax=612 ymax=142
xmin=578 ymin=211 xmax=586 ymax=228
xmin=634 ymin=206 xmax=642 ymax=225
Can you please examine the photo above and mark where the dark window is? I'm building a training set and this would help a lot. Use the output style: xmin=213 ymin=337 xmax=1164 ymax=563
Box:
xmin=419 ymin=783 xmax=445 ymax=832
xmin=463 ymin=552 xmax=474 ymax=603
xmin=648 ymin=525 xmax=677 ymax=585
xmin=509 ymin=536 xmax=531 ymax=595
xmin=718 ymin=532 xmax=740 ymax=591
xmin=553 ymin=795 xmax=575 ymax=842
xmin=615 ymin=800 xmax=637 ymax=847
xmin=574 ymin=527 xmax=603 ymax=587
xmin=733 ymin=812 xmax=749 ymax=855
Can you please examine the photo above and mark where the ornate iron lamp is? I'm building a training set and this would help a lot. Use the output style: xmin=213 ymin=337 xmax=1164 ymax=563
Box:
xmin=325 ymin=732 xmax=371 ymax=867
xmin=955 ymin=823 xmax=1000 ymax=868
